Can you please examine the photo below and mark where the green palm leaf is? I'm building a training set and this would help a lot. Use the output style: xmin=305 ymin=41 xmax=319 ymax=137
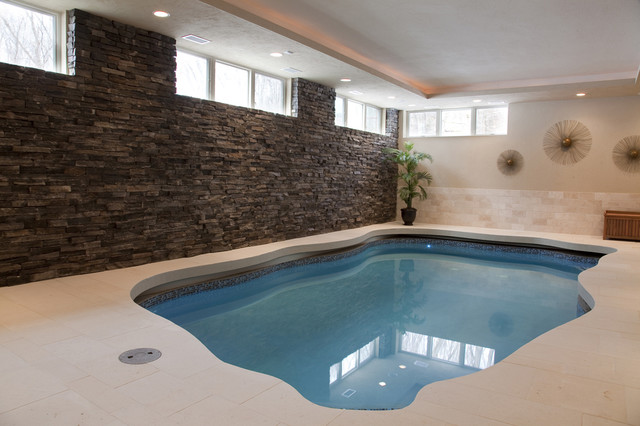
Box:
xmin=383 ymin=142 xmax=433 ymax=209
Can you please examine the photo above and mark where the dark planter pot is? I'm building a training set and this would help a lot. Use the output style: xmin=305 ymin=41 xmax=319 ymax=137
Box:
xmin=401 ymin=208 xmax=417 ymax=226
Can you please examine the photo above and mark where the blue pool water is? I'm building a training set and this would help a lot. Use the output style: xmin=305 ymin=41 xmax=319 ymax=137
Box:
xmin=143 ymin=238 xmax=600 ymax=410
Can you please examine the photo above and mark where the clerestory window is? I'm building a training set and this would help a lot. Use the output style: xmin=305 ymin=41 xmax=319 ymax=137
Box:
xmin=407 ymin=106 xmax=508 ymax=137
xmin=335 ymin=96 xmax=384 ymax=134
xmin=0 ymin=0 xmax=60 ymax=72
xmin=176 ymin=50 xmax=286 ymax=115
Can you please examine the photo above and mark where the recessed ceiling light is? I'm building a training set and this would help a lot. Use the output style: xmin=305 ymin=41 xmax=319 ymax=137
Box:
xmin=378 ymin=381 xmax=387 ymax=387
xmin=388 ymin=96 xmax=396 ymax=99
xmin=340 ymin=78 xmax=351 ymax=82
xmin=182 ymin=34 xmax=210 ymax=44
xmin=472 ymin=99 xmax=482 ymax=103
xmin=153 ymin=10 xmax=170 ymax=18
xmin=576 ymin=92 xmax=587 ymax=97
xmin=270 ymin=52 xmax=283 ymax=58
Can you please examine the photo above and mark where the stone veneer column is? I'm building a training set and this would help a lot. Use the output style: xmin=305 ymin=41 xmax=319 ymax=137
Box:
xmin=291 ymin=78 xmax=336 ymax=125
xmin=385 ymin=109 xmax=399 ymax=139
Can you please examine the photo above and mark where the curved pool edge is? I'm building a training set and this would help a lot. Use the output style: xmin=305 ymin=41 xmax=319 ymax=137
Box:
xmin=2 ymin=222 xmax=638 ymax=424
xmin=130 ymin=223 xmax=617 ymax=302
xmin=126 ymin=223 xmax=640 ymax=421
xmin=140 ymin=231 xmax=606 ymax=411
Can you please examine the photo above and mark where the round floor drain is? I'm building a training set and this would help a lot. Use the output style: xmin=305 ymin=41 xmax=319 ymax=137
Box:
xmin=119 ymin=348 xmax=162 ymax=365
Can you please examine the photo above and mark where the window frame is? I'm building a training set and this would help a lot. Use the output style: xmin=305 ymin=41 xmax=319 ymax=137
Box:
xmin=406 ymin=110 xmax=438 ymax=137
xmin=440 ymin=107 xmax=473 ymax=137
xmin=0 ymin=0 xmax=64 ymax=73
xmin=335 ymin=95 xmax=346 ymax=127
xmin=406 ymin=106 xmax=508 ymax=137
xmin=399 ymin=331 xmax=496 ymax=370
xmin=252 ymin=70 xmax=286 ymax=115
xmin=346 ymin=98 xmax=365 ymax=131
xmin=335 ymin=95 xmax=384 ymax=134
xmin=175 ymin=50 xmax=287 ymax=115
xmin=474 ymin=106 xmax=509 ymax=136
xmin=365 ymin=104 xmax=383 ymax=133
xmin=329 ymin=338 xmax=379 ymax=385
xmin=175 ymin=49 xmax=210 ymax=100
xmin=213 ymin=59 xmax=251 ymax=108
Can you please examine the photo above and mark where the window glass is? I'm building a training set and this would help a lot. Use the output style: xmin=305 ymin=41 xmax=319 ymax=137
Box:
xmin=431 ymin=337 xmax=461 ymax=363
xmin=341 ymin=352 xmax=358 ymax=377
xmin=410 ymin=106 xmax=508 ymax=137
xmin=254 ymin=72 xmax=284 ymax=114
xmin=335 ymin=97 xmax=345 ymax=126
xmin=464 ymin=344 xmax=496 ymax=369
xmin=214 ymin=61 xmax=249 ymax=107
xmin=358 ymin=340 xmax=375 ymax=364
xmin=408 ymin=111 xmax=437 ymax=137
xmin=346 ymin=100 xmax=364 ymax=130
xmin=401 ymin=331 xmax=429 ymax=356
xmin=441 ymin=109 xmax=471 ymax=136
xmin=176 ymin=50 xmax=208 ymax=99
xmin=0 ymin=1 xmax=56 ymax=71
xmin=329 ymin=362 xmax=340 ymax=384
xmin=365 ymin=105 xmax=381 ymax=133
xmin=335 ymin=96 xmax=382 ymax=133
xmin=476 ymin=107 xmax=508 ymax=135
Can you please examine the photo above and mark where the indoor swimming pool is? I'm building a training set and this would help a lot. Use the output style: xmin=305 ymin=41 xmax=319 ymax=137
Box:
xmin=141 ymin=237 xmax=601 ymax=410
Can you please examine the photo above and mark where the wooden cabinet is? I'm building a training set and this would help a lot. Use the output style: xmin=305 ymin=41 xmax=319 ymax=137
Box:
xmin=603 ymin=211 xmax=640 ymax=241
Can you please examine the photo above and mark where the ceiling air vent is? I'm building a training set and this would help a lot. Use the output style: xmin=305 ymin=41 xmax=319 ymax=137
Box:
xmin=182 ymin=34 xmax=210 ymax=44
xmin=281 ymin=67 xmax=302 ymax=74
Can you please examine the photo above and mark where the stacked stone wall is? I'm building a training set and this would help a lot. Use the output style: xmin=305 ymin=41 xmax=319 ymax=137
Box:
xmin=0 ymin=10 xmax=398 ymax=285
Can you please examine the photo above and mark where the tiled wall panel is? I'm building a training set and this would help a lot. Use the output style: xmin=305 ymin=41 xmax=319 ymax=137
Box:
xmin=411 ymin=188 xmax=640 ymax=236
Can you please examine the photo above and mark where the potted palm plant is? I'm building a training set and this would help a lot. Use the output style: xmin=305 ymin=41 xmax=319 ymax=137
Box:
xmin=383 ymin=142 xmax=433 ymax=225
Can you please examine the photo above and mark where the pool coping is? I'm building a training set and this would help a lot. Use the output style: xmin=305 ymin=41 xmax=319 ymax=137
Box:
xmin=1 ymin=222 xmax=639 ymax=425
xmin=138 ymin=235 xmax=602 ymax=311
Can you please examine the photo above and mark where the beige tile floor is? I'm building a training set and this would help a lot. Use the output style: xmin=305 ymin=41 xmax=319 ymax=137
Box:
xmin=1 ymin=223 xmax=639 ymax=425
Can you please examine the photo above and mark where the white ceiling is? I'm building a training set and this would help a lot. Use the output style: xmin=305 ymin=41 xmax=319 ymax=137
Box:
xmin=19 ymin=0 xmax=640 ymax=109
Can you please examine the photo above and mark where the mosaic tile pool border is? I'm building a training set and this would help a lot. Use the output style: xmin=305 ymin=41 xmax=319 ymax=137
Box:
xmin=140 ymin=236 xmax=602 ymax=309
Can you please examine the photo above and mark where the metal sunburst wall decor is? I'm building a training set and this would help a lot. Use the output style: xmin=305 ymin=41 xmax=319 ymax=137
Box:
xmin=612 ymin=135 xmax=640 ymax=174
xmin=543 ymin=120 xmax=592 ymax=165
xmin=497 ymin=149 xmax=524 ymax=175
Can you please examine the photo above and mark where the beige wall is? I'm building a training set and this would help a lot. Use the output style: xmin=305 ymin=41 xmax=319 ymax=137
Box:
xmin=398 ymin=95 xmax=640 ymax=235
xmin=402 ymin=96 xmax=640 ymax=193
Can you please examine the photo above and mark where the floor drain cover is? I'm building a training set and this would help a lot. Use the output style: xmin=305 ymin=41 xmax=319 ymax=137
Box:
xmin=119 ymin=348 xmax=162 ymax=365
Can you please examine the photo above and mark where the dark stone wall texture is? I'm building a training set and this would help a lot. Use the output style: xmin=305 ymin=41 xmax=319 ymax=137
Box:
xmin=0 ymin=9 xmax=398 ymax=286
